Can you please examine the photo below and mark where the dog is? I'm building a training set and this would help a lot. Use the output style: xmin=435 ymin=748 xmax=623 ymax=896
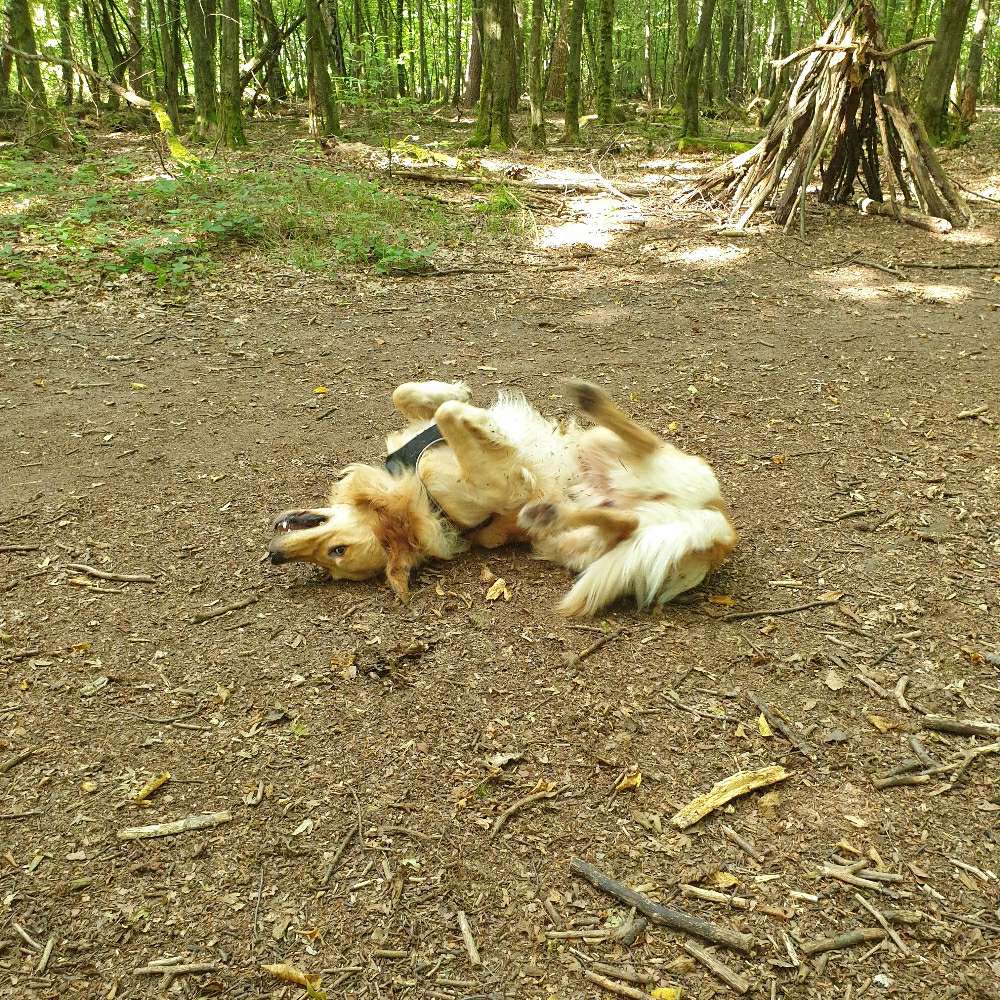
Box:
xmin=268 ymin=379 xmax=735 ymax=615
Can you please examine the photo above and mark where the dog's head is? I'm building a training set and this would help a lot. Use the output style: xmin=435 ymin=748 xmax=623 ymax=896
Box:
xmin=268 ymin=464 xmax=450 ymax=602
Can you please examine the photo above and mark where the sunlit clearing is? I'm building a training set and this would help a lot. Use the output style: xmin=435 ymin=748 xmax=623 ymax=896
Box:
xmin=901 ymin=283 xmax=972 ymax=303
xmin=537 ymin=195 xmax=643 ymax=250
xmin=837 ymin=283 xmax=888 ymax=301
xmin=674 ymin=244 xmax=749 ymax=267
xmin=940 ymin=228 xmax=996 ymax=247
xmin=816 ymin=267 xmax=890 ymax=300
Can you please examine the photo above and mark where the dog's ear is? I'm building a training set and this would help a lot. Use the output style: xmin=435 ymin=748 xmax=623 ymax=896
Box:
xmin=340 ymin=465 xmax=420 ymax=602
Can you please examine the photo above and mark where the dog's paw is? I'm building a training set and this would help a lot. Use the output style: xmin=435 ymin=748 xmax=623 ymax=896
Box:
xmin=564 ymin=379 xmax=607 ymax=415
xmin=518 ymin=500 xmax=561 ymax=535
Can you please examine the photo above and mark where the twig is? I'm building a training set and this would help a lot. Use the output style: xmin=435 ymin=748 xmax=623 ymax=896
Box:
xmin=117 ymin=811 xmax=232 ymax=840
xmin=854 ymin=893 xmax=909 ymax=955
xmin=681 ymin=941 xmax=750 ymax=994
xmin=723 ymin=596 xmax=841 ymax=622
xmin=569 ymin=857 xmax=755 ymax=953
xmin=956 ymin=405 xmax=989 ymax=420
xmin=490 ymin=784 xmax=568 ymax=839
xmin=681 ymin=884 xmax=790 ymax=920
xmin=0 ymin=747 xmax=35 ymax=774
xmin=749 ymin=696 xmax=817 ymax=760
xmin=135 ymin=962 xmax=218 ymax=977
xmin=36 ymin=936 xmax=55 ymax=974
xmin=894 ymin=675 xmax=910 ymax=710
xmin=822 ymin=864 xmax=891 ymax=894
xmin=583 ymin=971 xmax=648 ymax=999
xmin=65 ymin=563 xmax=157 ymax=583
xmin=908 ymin=735 xmax=936 ymax=768
xmin=853 ymin=258 xmax=909 ymax=279
xmin=189 ymin=595 xmax=258 ymax=624
xmin=800 ymin=927 xmax=886 ymax=955
xmin=13 ymin=923 xmax=42 ymax=950
xmin=561 ymin=627 xmax=625 ymax=667
xmin=872 ymin=774 xmax=929 ymax=789
xmin=721 ymin=824 xmax=764 ymax=863
xmin=923 ymin=715 xmax=1000 ymax=739
xmin=868 ymin=644 xmax=899 ymax=669
xmin=0 ymin=544 xmax=40 ymax=553
xmin=456 ymin=911 xmax=482 ymax=967
xmin=589 ymin=963 xmax=654 ymax=985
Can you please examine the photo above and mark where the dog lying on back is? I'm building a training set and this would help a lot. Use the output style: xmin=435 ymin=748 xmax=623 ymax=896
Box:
xmin=268 ymin=379 xmax=736 ymax=616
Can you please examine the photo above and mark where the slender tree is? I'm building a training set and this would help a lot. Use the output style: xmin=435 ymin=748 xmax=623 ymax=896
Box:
xmin=596 ymin=0 xmax=615 ymax=121
xmin=464 ymin=0 xmax=482 ymax=105
xmin=528 ymin=0 xmax=546 ymax=146
xmin=305 ymin=0 xmax=340 ymax=134
xmin=6 ymin=0 xmax=59 ymax=145
xmin=919 ymin=0 xmax=974 ymax=139
xmin=184 ymin=0 xmax=219 ymax=136
xmin=452 ymin=0 xmax=463 ymax=103
xmin=57 ymin=0 xmax=73 ymax=104
xmin=155 ymin=0 xmax=181 ymax=128
xmin=730 ymin=0 xmax=745 ymax=99
xmin=717 ymin=0 xmax=733 ymax=102
xmin=681 ymin=0 xmax=717 ymax=134
xmin=218 ymin=0 xmax=246 ymax=146
xmin=563 ymin=0 xmax=585 ymax=139
xmin=126 ymin=0 xmax=147 ymax=97
xmin=959 ymin=0 xmax=990 ymax=126
xmin=469 ymin=0 xmax=517 ymax=148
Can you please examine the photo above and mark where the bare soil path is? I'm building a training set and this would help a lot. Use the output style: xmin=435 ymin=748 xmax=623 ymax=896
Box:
xmin=2 ymin=127 xmax=999 ymax=999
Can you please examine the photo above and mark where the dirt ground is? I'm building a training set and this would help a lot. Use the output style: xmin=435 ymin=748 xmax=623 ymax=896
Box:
xmin=2 ymin=115 xmax=999 ymax=1000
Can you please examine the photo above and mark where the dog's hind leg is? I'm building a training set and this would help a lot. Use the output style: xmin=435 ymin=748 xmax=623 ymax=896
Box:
xmin=392 ymin=381 xmax=472 ymax=422
xmin=519 ymin=500 xmax=639 ymax=551
xmin=564 ymin=380 xmax=660 ymax=457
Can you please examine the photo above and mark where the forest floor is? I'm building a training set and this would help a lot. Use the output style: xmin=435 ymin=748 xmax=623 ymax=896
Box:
xmin=1 ymin=106 xmax=999 ymax=1000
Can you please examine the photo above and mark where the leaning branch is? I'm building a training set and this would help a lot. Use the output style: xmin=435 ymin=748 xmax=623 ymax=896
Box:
xmin=239 ymin=14 xmax=306 ymax=91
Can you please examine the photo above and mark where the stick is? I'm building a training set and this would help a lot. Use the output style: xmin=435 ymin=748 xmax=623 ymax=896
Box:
xmin=908 ymin=735 xmax=936 ymax=768
xmin=749 ymin=697 xmax=817 ymax=760
xmin=671 ymin=766 xmax=789 ymax=829
xmin=569 ymin=858 xmax=755 ymax=953
xmin=582 ymin=971 xmax=648 ymax=999
xmin=322 ymin=826 xmax=357 ymax=883
xmin=13 ymin=923 xmax=42 ymax=950
xmin=36 ymin=936 xmax=55 ymax=974
xmin=857 ymin=198 xmax=952 ymax=234
xmin=681 ymin=884 xmax=791 ymax=920
xmin=923 ymin=715 xmax=1000 ymax=739
xmin=0 ymin=544 xmax=40 ymax=553
xmin=956 ymin=405 xmax=989 ymax=420
xmin=189 ymin=596 xmax=258 ymax=624
xmin=490 ymin=784 xmax=567 ymax=839
xmin=0 ymin=747 xmax=35 ymax=775
xmin=872 ymin=774 xmax=929 ymax=789
xmin=456 ymin=911 xmax=482 ymax=967
xmin=822 ymin=865 xmax=891 ymax=894
xmin=853 ymin=894 xmax=909 ymax=955
xmin=117 ymin=811 xmax=232 ymax=840
xmin=561 ymin=627 xmax=625 ymax=667
xmin=868 ymin=37 xmax=935 ymax=59
xmin=800 ymin=927 xmax=886 ymax=955
xmin=721 ymin=824 xmax=765 ymax=863
xmin=65 ymin=563 xmax=157 ymax=583
xmin=589 ymin=963 xmax=654 ymax=985
xmin=681 ymin=941 xmax=750 ymax=994
xmin=722 ymin=596 xmax=841 ymax=622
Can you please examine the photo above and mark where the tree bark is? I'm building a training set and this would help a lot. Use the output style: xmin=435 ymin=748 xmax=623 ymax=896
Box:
xmin=6 ymin=0 xmax=58 ymax=145
xmin=218 ymin=0 xmax=246 ymax=146
xmin=529 ymin=0 xmax=545 ymax=145
xmin=56 ymin=0 xmax=73 ymax=104
xmin=959 ymin=0 xmax=990 ymax=126
xmin=154 ymin=0 xmax=181 ymax=128
xmin=464 ymin=0 xmax=483 ymax=105
xmin=547 ymin=0 xmax=569 ymax=99
xmin=563 ymin=0 xmax=585 ymax=139
xmin=452 ymin=0 xmax=464 ymax=103
xmin=674 ymin=0 xmax=689 ymax=99
xmin=730 ymin=0 xmax=745 ymax=99
xmin=642 ymin=0 xmax=654 ymax=103
xmin=254 ymin=0 xmax=288 ymax=99
xmin=417 ymin=0 xmax=429 ymax=98
xmin=717 ymin=0 xmax=733 ymax=102
xmin=184 ymin=0 xmax=219 ymax=136
xmin=469 ymin=0 xmax=517 ymax=148
xmin=80 ymin=0 xmax=103 ymax=105
xmin=96 ymin=0 xmax=129 ymax=110
xmin=596 ymin=0 xmax=615 ymax=121
xmin=394 ymin=0 xmax=407 ymax=96
xmin=126 ymin=0 xmax=147 ymax=97
xmin=918 ymin=0 xmax=974 ymax=140
xmin=681 ymin=0 xmax=717 ymax=135
xmin=305 ymin=0 xmax=340 ymax=135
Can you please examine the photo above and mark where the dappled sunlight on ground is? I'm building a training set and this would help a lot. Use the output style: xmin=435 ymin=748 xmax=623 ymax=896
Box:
xmin=813 ymin=267 xmax=974 ymax=304
xmin=938 ymin=227 xmax=997 ymax=247
xmin=898 ymin=282 xmax=974 ymax=303
xmin=537 ymin=195 xmax=644 ymax=250
xmin=670 ymin=244 xmax=750 ymax=267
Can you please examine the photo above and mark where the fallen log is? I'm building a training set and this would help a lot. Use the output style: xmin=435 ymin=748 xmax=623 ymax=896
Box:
xmin=857 ymin=197 xmax=952 ymax=233
xmin=393 ymin=168 xmax=658 ymax=198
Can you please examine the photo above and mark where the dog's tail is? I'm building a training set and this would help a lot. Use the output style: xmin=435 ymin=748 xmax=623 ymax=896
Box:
xmin=557 ymin=509 xmax=735 ymax=618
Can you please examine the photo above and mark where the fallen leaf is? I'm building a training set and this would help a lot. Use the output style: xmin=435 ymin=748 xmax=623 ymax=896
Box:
xmin=844 ymin=815 xmax=868 ymax=829
xmin=651 ymin=989 xmax=683 ymax=1000
xmin=866 ymin=713 xmax=896 ymax=733
xmin=261 ymin=963 xmax=321 ymax=990
xmin=485 ymin=578 xmax=510 ymax=602
xmin=757 ymin=790 xmax=781 ymax=816
xmin=771 ymin=453 xmax=786 ymax=465
xmin=708 ymin=594 xmax=736 ymax=606
xmin=615 ymin=771 xmax=642 ymax=792
xmin=80 ymin=780 xmax=97 ymax=793
xmin=825 ymin=669 xmax=845 ymax=691
xmin=313 ymin=386 xmax=329 ymax=394
xmin=735 ymin=723 xmax=746 ymax=738
xmin=486 ymin=751 xmax=522 ymax=770
xmin=711 ymin=870 xmax=740 ymax=889
xmin=817 ymin=590 xmax=843 ymax=603
xmin=758 ymin=713 xmax=773 ymax=737
xmin=480 ymin=566 xmax=496 ymax=584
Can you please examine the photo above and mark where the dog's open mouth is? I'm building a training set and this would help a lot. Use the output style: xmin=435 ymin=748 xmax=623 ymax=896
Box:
xmin=273 ymin=511 xmax=327 ymax=534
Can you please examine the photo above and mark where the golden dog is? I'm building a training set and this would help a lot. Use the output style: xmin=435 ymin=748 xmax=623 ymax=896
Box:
xmin=268 ymin=380 xmax=736 ymax=615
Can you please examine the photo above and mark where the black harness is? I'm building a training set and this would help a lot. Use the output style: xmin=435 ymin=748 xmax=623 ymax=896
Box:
xmin=384 ymin=424 xmax=446 ymax=476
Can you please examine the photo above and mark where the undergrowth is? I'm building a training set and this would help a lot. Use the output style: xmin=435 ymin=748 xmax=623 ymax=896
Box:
xmin=0 ymin=147 xmax=456 ymax=291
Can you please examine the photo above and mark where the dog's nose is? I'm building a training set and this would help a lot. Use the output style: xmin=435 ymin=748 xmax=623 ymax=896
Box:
xmin=268 ymin=549 xmax=289 ymax=565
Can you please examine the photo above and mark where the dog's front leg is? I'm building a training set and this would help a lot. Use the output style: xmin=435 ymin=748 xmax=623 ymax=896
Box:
xmin=434 ymin=400 xmax=536 ymax=511
xmin=392 ymin=381 xmax=472 ymax=422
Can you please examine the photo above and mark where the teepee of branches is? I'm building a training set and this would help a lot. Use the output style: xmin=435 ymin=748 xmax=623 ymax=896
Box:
xmin=678 ymin=0 xmax=973 ymax=234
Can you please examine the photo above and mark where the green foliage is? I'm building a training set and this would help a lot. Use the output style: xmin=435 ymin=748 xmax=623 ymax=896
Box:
xmin=0 ymin=148 xmax=456 ymax=291
xmin=473 ymin=184 xmax=530 ymax=235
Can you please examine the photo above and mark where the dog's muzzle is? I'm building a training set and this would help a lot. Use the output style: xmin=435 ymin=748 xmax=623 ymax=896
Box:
xmin=268 ymin=548 xmax=289 ymax=565
xmin=273 ymin=510 xmax=327 ymax=533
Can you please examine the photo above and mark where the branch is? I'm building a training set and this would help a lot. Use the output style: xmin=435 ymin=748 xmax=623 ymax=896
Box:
xmin=868 ymin=37 xmax=935 ymax=60
xmin=239 ymin=13 xmax=306 ymax=91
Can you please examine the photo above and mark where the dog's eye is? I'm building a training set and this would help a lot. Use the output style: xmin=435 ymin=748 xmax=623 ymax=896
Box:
xmin=329 ymin=545 xmax=347 ymax=557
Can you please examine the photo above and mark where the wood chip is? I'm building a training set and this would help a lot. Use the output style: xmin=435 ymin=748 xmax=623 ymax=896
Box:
xmin=672 ymin=766 xmax=789 ymax=829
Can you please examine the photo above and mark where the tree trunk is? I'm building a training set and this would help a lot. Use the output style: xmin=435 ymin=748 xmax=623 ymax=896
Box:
xmin=184 ymin=0 xmax=219 ymax=137
xmin=394 ymin=0 xmax=407 ymax=95
xmin=595 ymin=0 xmax=615 ymax=121
xmin=897 ymin=0 xmax=921 ymax=79
xmin=469 ymin=0 xmax=516 ymax=148
xmin=6 ymin=0 xmax=58 ymax=145
xmin=56 ymin=0 xmax=74 ymax=104
xmin=417 ymin=0 xmax=429 ymax=98
xmin=547 ymin=0 xmax=569 ymax=99
xmin=674 ymin=0 xmax=688 ymax=99
xmin=464 ymin=0 xmax=483 ymax=105
xmin=325 ymin=1 xmax=347 ymax=77
xmin=305 ymin=0 xmax=340 ymax=135
xmin=563 ymin=0 xmax=585 ymax=139
xmin=80 ymin=0 xmax=103 ymax=104
xmin=0 ymin=25 xmax=11 ymax=107
xmin=154 ymin=0 xmax=180 ymax=127
xmin=759 ymin=0 xmax=790 ymax=126
xmin=351 ymin=0 xmax=365 ymax=76
xmin=959 ymin=0 xmax=990 ymax=127
xmin=680 ymin=0 xmax=716 ymax=135
xmin=96 ymin=0 xmax=129 ymax=110
xmin=717 ymin=0 xmax=732 ymax=102
xmin=529 ymin=0 xmax=545 ymax=145
xmin=642 ymin=0 xmax=654 ymax=103
xmin=218 ymin=0 xmax=245 ymax=146
xmin=452 ymin=0 xmax=464 ymax=103
xmin=730 ymin=0 xmax=744 ymax=99
xmin=255 ymin=0 xmax=289 ymax=99
xmin=126 ymin=0 xmax=147 ymax=97
xmin=918 ymin=0 xmax=974 ymax=140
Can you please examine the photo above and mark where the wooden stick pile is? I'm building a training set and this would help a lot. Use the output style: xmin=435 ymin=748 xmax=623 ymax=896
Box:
xmin=678 ymin=0 xmax=972 ymax=233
